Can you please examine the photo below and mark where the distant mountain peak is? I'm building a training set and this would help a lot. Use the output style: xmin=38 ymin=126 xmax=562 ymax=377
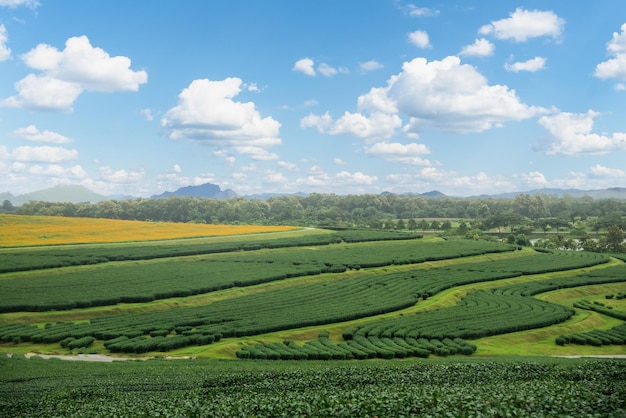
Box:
xmin=151 ymin=182 xmax=238 ymax=199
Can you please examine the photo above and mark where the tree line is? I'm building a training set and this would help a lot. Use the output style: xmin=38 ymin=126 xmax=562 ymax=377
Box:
xmin=6 ymin=192 xmax=625 ymax=229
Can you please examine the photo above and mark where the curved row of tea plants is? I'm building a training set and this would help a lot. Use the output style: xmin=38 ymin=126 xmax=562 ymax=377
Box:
xmin=238 ymin=333 xmax=477 ymax=360
xmin=573 ymin=299 xmax=626 ymax=320
xmin=0 ymin=239 xmax=515 ymax=312
xmin=342 ymin=263 xmax=626 ymax=343
xmin=0 ymin=229 xmax=421 ymax=273
xmin=556 ymin=324 xmax=626 ymax=346
xmin=0 ymin=250 xmax=613 ymax=354
xmin=2 ymin=355 xmax=625 ymax=417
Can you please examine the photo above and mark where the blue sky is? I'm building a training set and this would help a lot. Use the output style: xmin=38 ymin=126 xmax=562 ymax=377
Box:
xmin=1 ymin=0 xmax=626 ymax=197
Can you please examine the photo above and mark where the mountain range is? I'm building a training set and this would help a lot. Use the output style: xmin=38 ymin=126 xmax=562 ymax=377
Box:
xmin=1 ymin=184 xmax=626 ymax=206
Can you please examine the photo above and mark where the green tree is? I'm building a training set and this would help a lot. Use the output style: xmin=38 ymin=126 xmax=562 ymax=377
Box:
xmin=1 ymin=200 xmax=14 ymax=213
xmin=606 ymin=224 xmax=624 ymax=253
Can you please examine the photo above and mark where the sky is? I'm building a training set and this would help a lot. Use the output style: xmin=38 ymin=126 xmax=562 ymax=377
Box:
xmin=1 ymin=1 xmax=626 ymax=198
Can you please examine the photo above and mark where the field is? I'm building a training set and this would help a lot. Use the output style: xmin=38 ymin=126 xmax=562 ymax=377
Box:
xmin=1 ymin=215 xmax=625 ymax=416
xmin=0 ymin=214 xmax=299 ymax=246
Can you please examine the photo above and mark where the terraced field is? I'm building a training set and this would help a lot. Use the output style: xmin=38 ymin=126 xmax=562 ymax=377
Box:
xmin=0 ymin=216 xmax=625 ymax=360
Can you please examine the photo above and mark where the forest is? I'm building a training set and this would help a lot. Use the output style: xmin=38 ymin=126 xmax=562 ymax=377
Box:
xmin=6 ymin=192 xmax=626 ymax=228
xmin=5 ymin=192 xmax=626 ymax=254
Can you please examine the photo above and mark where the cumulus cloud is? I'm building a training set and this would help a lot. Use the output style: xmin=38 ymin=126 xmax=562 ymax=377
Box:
xmin=293 ymin=58 xmax=316 ymax=76
xmin=296 ymin=166 xmax=377 ymax=190
xmin=479 ymin=8 xmax=564 ymax=42
xmin=301 ymin=111 xmax=402 ymax=141
xmin=0 ymin=25 xmax=10 ymax=61
xmin=13 ymin=125 xmax=73 ymax=144
xmin=359 ymin=60 xmax=384 ymax=72
xmin=538 ymin=110 xmax=626 ymax=155
xmin=590 ymin=164 xmax=626 ymax=178
xmin=386 ymin=168 xmax=514 ymax=195
xmin=521 ymin=171 xmax=549 ymax=188
xmin=505 ymin=56 xmax=546 ymax=72
xmin=389 ymin=56 xmax=547 ymax=134
xmin=2 ymin=35 xmax=147 ymax=111
xmin=595 ymin=23 xmax=626 ymax=81
xmin=98 ymin=166 xmax=145 ymax=183
xmin=302 ymin=56 xmax=546 ymax=141
xmin=459 ymin=38 xmax=495 ymax=57
xmin=28 ymin=164 xmax=87 ymax=179
xmin=293 ymin=58 xmax=346 ymax=77
xmin=365 ymin=142 xmax=431 ymax=165
xmin=10 ymin=145 xmax=78 ymax=162
xmin=161 ymin=77 xmax=282 ymax=156
xmin=408 ymin=30 xmax=431 ymax=48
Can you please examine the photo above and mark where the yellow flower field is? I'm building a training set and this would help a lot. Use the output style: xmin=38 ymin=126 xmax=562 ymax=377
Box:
xmin=0 ymin=214 xmax=298 ymax=247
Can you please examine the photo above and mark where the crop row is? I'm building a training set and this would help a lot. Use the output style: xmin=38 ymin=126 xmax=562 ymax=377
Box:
xmin=0 ymin=239 xmax=514 ymax=312
xmin=342 ymin=263 xmax=626 ymax=342
xmin=0 ymin=250 xmax=616 ymax=353
xmin=556 ymin=324 xmax=626 ymax=346
xmin=237 ymin=334 xmax=476 ymax=360
xmin=573 ymin=299 xmax=626 ymax=321
xmin=0 ymin=229 xmax=421 ymax=273
xmin=2 ymin=355 xmax=625 ymax=417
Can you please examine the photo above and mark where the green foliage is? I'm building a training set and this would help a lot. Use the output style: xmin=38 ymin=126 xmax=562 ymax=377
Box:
xmin=1 ymin=356 xmax=625 ymax=417
xmin=0 ymin=247 xmax=613 ymax=354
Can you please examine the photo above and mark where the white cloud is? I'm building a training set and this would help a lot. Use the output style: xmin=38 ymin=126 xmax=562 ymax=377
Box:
xmin=595 ymin=23 xmax=626 ymax=81
xmin=140 ymin=108 xmax=154 ymax=121
xmin=173 ymin=164 xmax=182 ymax=173
xmin=28 ymin=164 xmax=87 ymax=179
xmin=294 ymin=166 xmax=378 ymax=192
xmin=479 ymin=8 xmax=564 ymax=42
xmin=459 ymin=38 xmax=494 ymax=57
xmin=408 ymin=30 xmax=431 ymax=48
xmin=407 ymin=5 xmax=438 ymax=17
xmin=538 ymin=110 xmax=626 ymax=155
xmin=277 ymin=160 xmax=298 ymax=171
xmin=365 ymin=141 xmax=431 ymax=165
xmin=263 ymin=170 xmax=288 ymax=184
xmin=161 ymin=78 xmax=282 ymax=156
xmin=389 ymin=56 xmax=547 ymax=134
xmin=590 ymin=164 xmax=626 ymax=178
xmin=0 ymin=0 xmax=38 ymax=7
xmin=505 ymin=57 xmax=546 ymax=72
xmin=98 ymin=166 xmax=145 ymax=183
xmin=360 ymin=60 xmax=383 ymax=72
xmin=11 ymin=145 xmax=78 ymax=162
xmin=3 ymin=35 xmax=147 ymax=111
xmin=521 ymin=171 xmax=548 ymax=188
xmin=333 ymin=158 xmax=348 ymax=165
xmin=386 ymin=168 xmax=514 ymax=195
xmin=233 ymin=146 xmax=278 ymax=160
xmin=317 ymin=62 xmax=337 ymax=77
xmin=293 ymin=57 xmax=316 ymax=76
xmin=302 ymin=55 xmax=545 ymax=141
xmin=301 ymin=111 xmax=401 ymax=141
xmin=13 ymin=125 xmax=73 ymax=144
xmin=0 ymin=25 xmax=10 ymax=61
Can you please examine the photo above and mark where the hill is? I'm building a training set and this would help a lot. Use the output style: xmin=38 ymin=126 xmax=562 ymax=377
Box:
xmin=1 ymin=185 xmax=108 ymax=205
xmin=151 ymin=183 xmax=238 ymax=199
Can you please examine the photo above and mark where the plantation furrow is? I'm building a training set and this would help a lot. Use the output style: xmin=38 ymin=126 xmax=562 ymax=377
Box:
xmin=0 ymin=246 xmax=615 ymax=357
xmin=0 ymin=237 xmax=514 ymax=312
